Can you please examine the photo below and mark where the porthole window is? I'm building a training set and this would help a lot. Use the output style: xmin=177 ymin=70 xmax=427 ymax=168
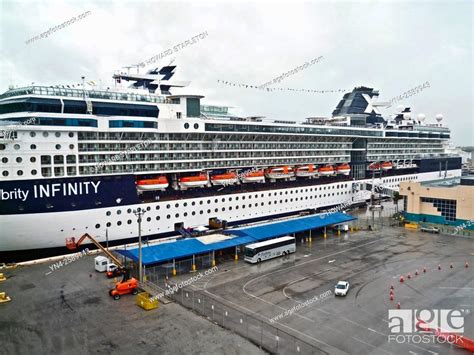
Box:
xmin=155 ymin=216 xmax=160 ymax=221
xmin=2 ymin=171 xmax=8 ymax=176
xmin=68 ymin=132 xmax=74 ymax=138
xmin=192 ymin=211 xmax=196 ymax=216
xmin=184 ymin=123 xmax=190 ymax=129
xmin=31 ymin=169 xmax=37 ymax=175
xmin=69 ymin=144 xmax=74 ymax=150
xmin=166 ymin=204 xmax=171 ymax=209
xmin=207 ymin=209 xmax=211 ymax=213
xmin=184 ymin=212 xmax=188 ymax=217
xmin=199 ymin=210 xmax=203 ymax=215
xmin=199 ymin=201 xmax=203 ymax=205
xmin=175 ymin=203 xmax=179 ymax=208
xmin=106 ymin=211 xmax=111 ymax=216
xmin=106 ymin=222 xmax=111 ymax=227
xmin=117 ymin=221 xmax=122 ymax=226
xmin=43 ymin=132 xmax=49 ymax=137
xmin=127 ymin=208 xmax=132 ymax=213
xmin=95 ymin=224 xmax=100 ymax=229
xmin=30 ymin=132 xmax=36 ymax=137
xmin=17 ymin=170 xmax=23 ymax=176
xmin=175 ymin=213 xmax=179 ymax=218
xmin=166 ymin=214 xmax=171 ymax=219
xmin=55 ymin=144 xmax=61 ymax=150
xmin=117 ymin=210 xmax=122 ymax=215
xmin=193 ymin=123 xmax=199 ymax=129
xmin=191 ymin=201 xmax=196 ymax=206
xmin=156 ymin=205 xmax=160 ymax=210
xmin=215 ymin=208 xmax=218 ymax=212
xmin=1 ymin=158 xmax=7 ymax=163
xmin=55 ymin=132 xmax=61 ymax=138
xmin=146 ymin=217 xmax=151 ymax=222
xmin=183 ymin=203 xmax=187 ymax=207
xmin=14 ymin=144 xmax=20 ymax=150
xmin=30 ymin=157 xmax=36 ymax=163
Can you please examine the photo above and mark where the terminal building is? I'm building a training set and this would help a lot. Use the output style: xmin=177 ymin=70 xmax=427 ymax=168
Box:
xmin=400 ymin=177 xmax=474 ymax=232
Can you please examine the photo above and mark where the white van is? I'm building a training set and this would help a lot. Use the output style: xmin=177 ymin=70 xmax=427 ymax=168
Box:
xmin=94 ymin=256 xmax=110 ymax=272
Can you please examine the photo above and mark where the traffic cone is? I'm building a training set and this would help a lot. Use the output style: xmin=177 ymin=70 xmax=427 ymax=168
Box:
xmin=390 ymin=294 xmax=394 ymax=301
xmin=399 ymin=276 xmax=404 ymax=283
xmin=397 ymin=302 xmax=401 ymax=309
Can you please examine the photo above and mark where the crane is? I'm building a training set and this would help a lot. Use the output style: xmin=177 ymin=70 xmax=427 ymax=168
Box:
xmin=66 ymin=233 xmax=139 ymax=300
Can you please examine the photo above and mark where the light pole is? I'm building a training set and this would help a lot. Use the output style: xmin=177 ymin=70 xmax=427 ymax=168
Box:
xmin=133 ymin=207 xmax=146 ymax=283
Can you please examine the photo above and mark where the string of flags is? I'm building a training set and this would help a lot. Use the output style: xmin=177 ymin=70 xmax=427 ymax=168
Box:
xmin=217 ymin=80 xmax=349 ymax=94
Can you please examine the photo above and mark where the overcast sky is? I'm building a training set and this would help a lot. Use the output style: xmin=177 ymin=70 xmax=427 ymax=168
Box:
xmin=0 ymin=0 xmax=472 ymax=145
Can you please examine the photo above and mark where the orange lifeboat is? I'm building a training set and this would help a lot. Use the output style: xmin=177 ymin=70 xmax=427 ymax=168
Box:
xmin=179 ymin=174 xmax=209 ymax=189
xmin=265 ymin=166 xmax=294 ymax=179
xmin=136 ymin=176 xmax=169 ymax=191
xmin=211 ymin=172 xmax=238 ymax=186
xmin=318 ymin=165 xmax=334 ymax=177
xmin=336 ymin=163 xmax=351 ymax=176
xmin=381 ymin=161 xmax=393 ymax=171
xmin=296 ymin=164 xmax=318 ymax=178
xmin=241 ymin=170 xmax=265 ymax=183
xmin=368 ymin=162 xmax=381 ymax=171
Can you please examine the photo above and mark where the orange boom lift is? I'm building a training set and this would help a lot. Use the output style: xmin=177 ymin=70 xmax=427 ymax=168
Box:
xmin=66 ymin=233 xmax=139 ymax=300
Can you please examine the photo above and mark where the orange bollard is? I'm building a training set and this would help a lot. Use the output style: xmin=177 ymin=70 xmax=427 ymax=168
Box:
xmin=390 ymin=290 xmax=394 ymax=296
xmin=397 ymin=302 xmax=401 ymax=309
xmin=399 ymin=276 xmax=404 ymax=283
xmin=390 ymin=294 xmax=394 ymax=301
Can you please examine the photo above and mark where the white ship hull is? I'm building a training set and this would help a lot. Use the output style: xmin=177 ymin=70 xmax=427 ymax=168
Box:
xmin=0 ymin=170 xmax=461 ymax=252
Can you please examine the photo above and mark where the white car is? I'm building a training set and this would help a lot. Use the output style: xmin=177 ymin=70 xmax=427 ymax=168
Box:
xmin=335 ymin=281 xmax=350 ymax=296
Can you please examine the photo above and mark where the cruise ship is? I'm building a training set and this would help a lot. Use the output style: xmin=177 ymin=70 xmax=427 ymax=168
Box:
xmin=0 ymin=66 xmax=461 ymax=261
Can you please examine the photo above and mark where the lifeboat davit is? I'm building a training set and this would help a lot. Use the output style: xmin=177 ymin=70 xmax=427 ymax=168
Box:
xmin=179 ymin=174 xmax=209 ymax=188
xmin=211 ymin=172 xmax=238 ymax=186
xmin=296 ymin=164 xmax=318 ymax=177
xmin=381 ymin=161 xmax=393 ymax=171
xmin=368 ymin=162 xmax=381 ymax=171
xmin=336 ymin=163 xmax=351 ymax=176
xmin=318 ymin=165 xmax=334 ymax=177
xmin=241 ymin=170 xmax=265 ymax=183
xmin=265 ymin=166 xmax=294 ymax=179
xmin=136 ymin=176 xmax=169 ymax=191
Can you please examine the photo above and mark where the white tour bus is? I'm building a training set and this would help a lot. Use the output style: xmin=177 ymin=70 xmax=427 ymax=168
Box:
xmin=244 ymin=236 xmax=296 ymax=264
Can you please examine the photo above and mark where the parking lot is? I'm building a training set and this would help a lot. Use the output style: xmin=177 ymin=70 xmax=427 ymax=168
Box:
xmin=169 ymin=227 xmax=474 ymax=354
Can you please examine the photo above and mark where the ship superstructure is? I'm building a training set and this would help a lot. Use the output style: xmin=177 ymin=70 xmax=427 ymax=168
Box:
xmin=0 ymin=67 xmax=461 ymax=259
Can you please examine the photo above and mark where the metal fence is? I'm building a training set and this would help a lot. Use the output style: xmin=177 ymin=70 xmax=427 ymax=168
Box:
xmin=168 ymin=287 xmax=323 ymax=354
